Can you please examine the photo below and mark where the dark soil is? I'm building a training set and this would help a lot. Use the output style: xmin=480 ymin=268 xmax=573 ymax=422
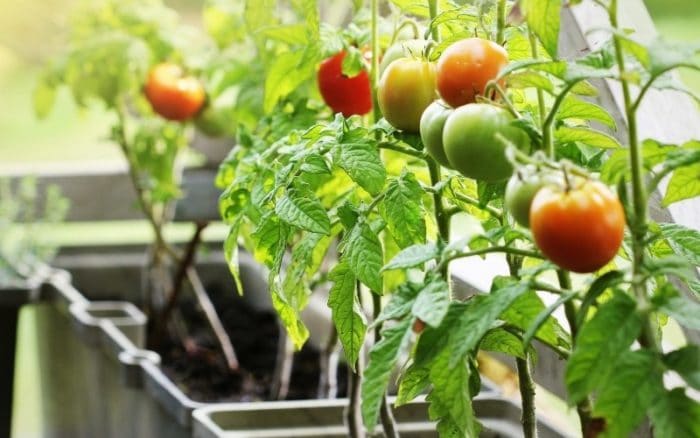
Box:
xmin=153 ymin=279 xmax=348 ymax=403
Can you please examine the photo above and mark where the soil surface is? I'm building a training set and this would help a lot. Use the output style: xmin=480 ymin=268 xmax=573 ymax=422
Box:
xmin=154 ymin=279 xmax=347 ymax=403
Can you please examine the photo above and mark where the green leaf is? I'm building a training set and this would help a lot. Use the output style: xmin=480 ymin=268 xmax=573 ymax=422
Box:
xmin=381 ymin=173 xmax=426 ymax=249
xmin=557 ymin=96 xmax=617 ymax=129
xmin=565 ymin=293 xmax=642 ymax=404
xmin=507 ymin=71 xmax=554 ymax=93
xmin=345 ymin=221 xmax=384 ymax=293
xmin=271 ymin=281 xmax=309 ymax=349
xmin=601 ymin=139 xmax=672 ymax=184
xmin=427 ymin=349 xmax=480 ymax=437
xmin=327 ymin=262 xmax=366 ymax=370
xmin=659 ymin=223 xmax=700 ymax=266
xmin=663 ymin=346 xmax=700 ymax=390
xmin=335 ymin=129 xmax=386 ymax=196
xmin=263 ymin=50 xmax=313 ymax=113
xmin=522 ymin=290 xmax=578 ymax=351
xmin=521 ymin=0 xmax=561 ymax=58
xmin=503 ymin=290 xmax=571 ymax=351
xmin=481 ymin=328 xmax=528 ymax=359
xmin=658 ymin=295 xmax=700 ymax=330
xmin=645 ymin=38 xmax=700 ymax=77
xmin=219 ymin=187 xmax=250 ymax=224
xmin=416 ymin=280 xmax=530 ymax=369
xmin=300 ymin=154 xmax=331 ymax=175
xmin=576 ymin=270 xmax=626 ymax=327
xmin=642 ymin=255 xmax=695 ymax=281
xmin=555 ymin=126 xmax=621 ymax=149
xmin=374 ymin=282 xmax=422 ymax=327
xmin=649 ymin=388 xmax=700 ymax=438
xmin=33 ymin=77 xmax=57 ymax=119
xmin=412 ymin=276 xmax=450 ymax=328
xmin=361 ymin=319 xmax=413 ymax=431
xmin=662 ymin=142 xmax=700 ymax=206
xmin=593 ymin=350 xmax=664 ymax=438
xmin=382 ymin=242 xmax=439 ymax=271
xmin=275 ymin=185 xmax=330 ymax=235
xmin=223 ymin=220 xmax=244 ymax=296
xmin=251 ymin=212 xmax=290 ymax=273
xmin=396 ymin=364 xmax=430 ymax=406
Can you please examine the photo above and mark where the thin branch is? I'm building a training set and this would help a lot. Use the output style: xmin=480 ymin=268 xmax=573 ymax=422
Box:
xmin=442 ymin=246 xmax=544 ymax=269
xmin=186 ymin=267 xmax=239 ymax=371
xmin=318 ymin=324 xmax=340 ymax=398
xmin=450 ymin=191 xmax=503 ymax=218
xmin=271 ymin=325 xmax=295 ymax=400
xmin=378 ymin=142 xmax=427 ymax=159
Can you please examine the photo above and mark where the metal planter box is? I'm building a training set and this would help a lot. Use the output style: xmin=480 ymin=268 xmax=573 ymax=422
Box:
xmin=10 ymin=248 xmax=570 ymax=438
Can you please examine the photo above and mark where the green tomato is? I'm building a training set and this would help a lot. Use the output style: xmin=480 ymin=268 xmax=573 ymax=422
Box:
xmin=420 ymin=100 xmax=453 ymax=168
xmin=505 ymin=167 xmax=561 ymax=228
xmin=442 ymin=104 xmax=529 ymax=182
xmin=379 ymin=39 xmax=431 ymax=75
xmin=378 ymin=57 xmax=436 ymax=133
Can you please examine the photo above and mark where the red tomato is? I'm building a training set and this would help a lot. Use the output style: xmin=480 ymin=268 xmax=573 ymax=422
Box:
xmin=317 ymin=51 xmax=372 ymax=117
xmin=529 ymin=180 xmax=625 ymax=273
xmin=436 ymin=38 xmax=508 ymax=108
xmin=145 ymin=63 xmax=205 ymax=121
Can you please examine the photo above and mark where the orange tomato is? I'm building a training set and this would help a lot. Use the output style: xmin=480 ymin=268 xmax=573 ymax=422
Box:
xmin=436 ymin=38 xmax=508 ymax=108
xmin=145 ymin=63 xmax=205 ymax=121
xmin=529 ymin=180 xmax=625 ymax=273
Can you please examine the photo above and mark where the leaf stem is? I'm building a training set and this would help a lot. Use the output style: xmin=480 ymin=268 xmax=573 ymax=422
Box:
xmin=528 ymin=29 xmax=547 ymax=127
xmin=378 ymin=142 xmax=427 ymax=159
xmin=442 ymin=246 xmax=543 ymax=269
xmin=542 ymin=81 xmax=579 ymax=158
xmin=449 ymin=190 xmax=503 ymax=218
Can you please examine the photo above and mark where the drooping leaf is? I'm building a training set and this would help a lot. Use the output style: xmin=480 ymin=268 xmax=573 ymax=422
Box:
xmin=251 ymin=212 xmax=290 ymax=273
xmin=361 ymin=319 xmax=413 ymax=431
xmin=481 ymin=328 xmax=529 ymax=359
xmin=565 ymin=293 xmax=642 ymax=404
xmin=374 ymin=282 xmax=422 ymax=327
xmin=426 ymin=348 xmax=480 ymax=437
xmin=271 ymin=281 xmax=309 ymax=349
xmin=327 ymin=262 xmax=366 ymax=369
xmin=223 ymin=220 xmax=244 ymax=295
xmin=503 ymin=290 xmax=572 ymax=351
xmin=396 ymin=364 xmax=430 ymax=406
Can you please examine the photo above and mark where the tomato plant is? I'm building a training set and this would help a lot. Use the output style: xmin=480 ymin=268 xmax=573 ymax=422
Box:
xmin=436 ymin=38 xmax=508 ymax=108
xmin=37 ymin=0 xmax=700 ymax=437
xmin=530 ymin=179 xmax=625 ymax=273
xmin=318 ymin=51 xmax=372 ymax=117
xmin=443 ymin=103 xmax=529 ymax=182
xmin=377 ymin=57 xmax=436 ymax=132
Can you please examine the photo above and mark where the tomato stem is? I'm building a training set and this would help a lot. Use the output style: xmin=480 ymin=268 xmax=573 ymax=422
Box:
xmin=427 ymin=0 xmax=439 ymax=41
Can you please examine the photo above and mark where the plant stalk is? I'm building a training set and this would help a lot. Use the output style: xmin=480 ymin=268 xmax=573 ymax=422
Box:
xmin=516 ymin=356 xmax=537 ymax=438
xmin=609 ymin=0 xmax=660 ymax=352
xmin=496 ymin=0 xmax=507 ymax=45
xmin=372 ymin=291 xmax=400 ymax=438
xmin=528 ymin=29 xmax=547 ymax=126
xmin=557 ymin=270 xmax=594 ymax=436
xmin=370 ymin=0 xmax=381 ymax=124
xmin=318 ymin=324 xmax=339 ymax=398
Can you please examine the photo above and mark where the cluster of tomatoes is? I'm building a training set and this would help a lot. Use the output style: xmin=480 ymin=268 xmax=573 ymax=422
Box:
xmin=317 ymin=38 xmax=626 ymax=274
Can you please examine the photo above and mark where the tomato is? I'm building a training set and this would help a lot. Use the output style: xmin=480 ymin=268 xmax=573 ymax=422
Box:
xmin=317 ymin=51 xmax=372 ymax=117
xmin=436 ymin=38 xmax=508 ymax=108
xmin=529 ymin=180 xmax=625 ymax=273
xmin=379 ymin=39 xmax=430 ymax=75
xmin=378 ymin=57 xmax=436 ymax=133
xmin=420 ymin=100 xmax=453 ymax=168
xmin=145 ymin=63 xmax=206 ymax=121
xmin=505 ymin=167 xmax=561 ymax=228
xmin=442 ymin=104 xmax=529 ymax=182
